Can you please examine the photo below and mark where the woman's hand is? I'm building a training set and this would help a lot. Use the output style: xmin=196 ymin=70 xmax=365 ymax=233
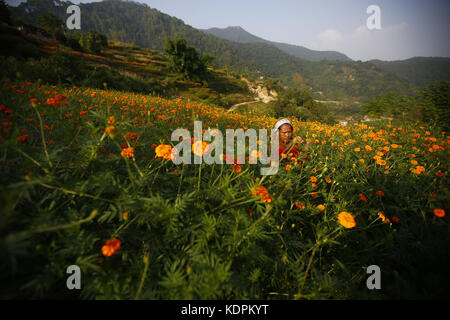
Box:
xmin=293 ymin=136 xmax=304 ymax=145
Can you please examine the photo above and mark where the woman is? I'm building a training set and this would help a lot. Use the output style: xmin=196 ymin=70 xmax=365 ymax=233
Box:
xmin=273 ymin=118 xmax=310 ymax=163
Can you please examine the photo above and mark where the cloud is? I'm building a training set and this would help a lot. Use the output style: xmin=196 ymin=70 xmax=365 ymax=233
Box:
xmin=317 ymin=29 xmax=343 ymax=43
xmin=311 ymin=22 xmax=410 ymax=61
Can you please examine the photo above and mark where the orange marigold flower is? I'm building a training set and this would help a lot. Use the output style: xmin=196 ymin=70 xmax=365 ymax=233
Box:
xmin=108 ymin=116 xmax=115 ymax=125
xmin=317 ymin=204 xmax=326 ymax=212
xmin=155 ymin=144 xmax=173 ymax=161
xmin=295 ymin=202 xmax=306 ymax=210
xmin=337 ymin=211 xmax=356 ymax=229
xmin=310 ymin=176 xmax=318 ymax=183
xmin=377 ymin=212 xmax=390 ymax=223
xmin=359 ymin=193 xmax=367 ymax=201
xmin=101 ymin=238 xmax=121 ymax=257
xmin=376 ymin=190 xmax=384 ymax=196
xmin=232 ymin=164 xmax=242 ymax=173
xmin=251 ymin=185 xmax=272 ymax=203
xmin=325 ymin=177 xmax=332 ymax=183
xmin=121 ymin=147 xmax=136 ymax=159
xmin=123 ymin=211 xmax=129 ymax=220
xmin=433 ymin=208 xmax=445 ymax=218
xmin=105 ymin=126 xmax=118 ymax=138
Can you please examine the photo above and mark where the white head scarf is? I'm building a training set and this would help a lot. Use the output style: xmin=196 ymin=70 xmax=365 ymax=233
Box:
xmin=273 ymin=119 xmax=293 ymax=132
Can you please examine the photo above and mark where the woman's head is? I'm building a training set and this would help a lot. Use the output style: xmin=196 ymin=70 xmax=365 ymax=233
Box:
xmin=273 ymin=119 xmax=294 ymax=145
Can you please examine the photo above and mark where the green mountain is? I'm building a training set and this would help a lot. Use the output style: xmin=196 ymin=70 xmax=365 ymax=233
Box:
xmin=200 ymin=26 xmax=352 ymax=62
xmin=7 ymin=0 xmax=420 ymax=104
xmin=369 ymin=57 xmax=450 ymax=87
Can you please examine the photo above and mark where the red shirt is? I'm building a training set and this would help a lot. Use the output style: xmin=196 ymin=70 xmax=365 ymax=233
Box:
xmin=279 ymin=143 xmax=302 ymax=158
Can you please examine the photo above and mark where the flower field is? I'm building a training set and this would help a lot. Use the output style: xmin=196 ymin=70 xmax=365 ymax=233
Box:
xmin=0 ymin=79 xmax=449 ymax=299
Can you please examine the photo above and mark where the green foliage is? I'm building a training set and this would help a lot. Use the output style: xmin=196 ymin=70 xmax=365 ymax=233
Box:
xmin=361 ymin=81 xmax=450 ymax=130
xmin=164 ymin=37 xmax=208 ymax=81
xmin=79 ymin=30 xmax=108 ymax=54
xmin=271 ymin=88 xmax=335 ymax=124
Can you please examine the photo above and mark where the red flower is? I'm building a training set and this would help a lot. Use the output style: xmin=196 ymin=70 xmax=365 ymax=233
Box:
xmin=359 ymin=193 xmax=367 ymax=201
xmin=101 ymin=238 xmax=121 ymax=257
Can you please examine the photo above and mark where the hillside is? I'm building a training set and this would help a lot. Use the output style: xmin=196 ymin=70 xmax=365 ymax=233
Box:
xmin=369 ymin=57 xmax=450 ymax=87
xmin=200 ymin=26 xmax=352 ymax=62
xmin=8 ymin=0 xmax=417 ymax=105
xmin=0 ymin=22 xmax=267 ymax=111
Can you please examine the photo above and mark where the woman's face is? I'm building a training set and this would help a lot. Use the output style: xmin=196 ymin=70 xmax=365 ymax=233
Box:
xmin=279 ymin=124 xmax=293 ymax=145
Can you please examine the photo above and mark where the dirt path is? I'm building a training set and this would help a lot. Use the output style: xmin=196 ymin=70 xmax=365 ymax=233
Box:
xmin=227 ymin=99 xmax=260 ymax=113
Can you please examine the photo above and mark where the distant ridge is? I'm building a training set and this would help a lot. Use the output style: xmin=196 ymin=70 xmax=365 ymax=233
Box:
xmin=200 ymin=26 xmax=352 ymax=62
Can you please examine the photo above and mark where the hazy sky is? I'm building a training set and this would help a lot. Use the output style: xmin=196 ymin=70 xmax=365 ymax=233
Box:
xmin=6 ymin=0 xmax=450 ymax=61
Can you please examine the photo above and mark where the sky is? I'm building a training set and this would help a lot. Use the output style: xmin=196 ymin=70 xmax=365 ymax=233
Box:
xmin=6 ymin=0 xmax=450 ymax=61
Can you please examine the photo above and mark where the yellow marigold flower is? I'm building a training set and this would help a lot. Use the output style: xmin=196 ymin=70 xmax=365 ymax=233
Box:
xmin=192 ymin=141 xmax=210 ymax=156
xmin=354 ymin=147 xmax=361 ymax=152
xmin=317 ymin=204 xmax=326 ymax=212
xmin=365 ymin=145 xmax=373 ymax=152
xmin=155 ymin=144 xmax=173 ymax=161
xmin=337 ymin=211 xmax=356 ymax=229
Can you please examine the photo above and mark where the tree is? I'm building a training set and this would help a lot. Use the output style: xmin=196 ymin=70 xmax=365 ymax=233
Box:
xmin=164 ymin=37 xmax=208 ymax=81
xmin=37 ymin=12 xmax=64 ymax=34
xmin=0 ymin=0 xmax=11 ymax=25
xmin=417 ymin=80 xmax=450 ymax=130
xmin=79 ymin=30 xmax=108 ymax=54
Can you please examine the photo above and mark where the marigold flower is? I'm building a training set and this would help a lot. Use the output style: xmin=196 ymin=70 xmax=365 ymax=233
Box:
xmin=325 ymin=177 xmax=332 ymax=183
xmin=121 ymin=147 xmax=136 ymax=159
xmin=101 ymin=238 xmax=121 ymax=257
xmin=108 ymin=116 xmax=115 ymax=125
xmin=155 ymin=144 xmax=173 ymax=161
xmin=392 ymin=216 xmax=400 ymax=223
xmin=337 ymin=211 xmax=356 ymax=229
xmin=232 ymin=164 xmax=242 ymax=173
xmin=433 ymin=208 xmax=445 ymax=218
xmin=359 ymin=193 xmax=367 ymax=201
xmin=295 ymin=202 xmax=306 ymax=210
xmin=192 ymin=140 xmax=210 ymax=156
xmin=17 ymin=134 xmax=29 ymax=143
xmin=310 ymin=176 xmax=318 ymax=183
xmin=376 ymin=190 xmax=384 ymax=196
xmin=317 ymin=204 xmax=326 ymax=212
xmin=377 ymin=212 xmax=390 ymax=223
xmin=251 ymin=185 xmax=272 ymax=203
xmin=105 ymin=126 xmax=118 ymax=138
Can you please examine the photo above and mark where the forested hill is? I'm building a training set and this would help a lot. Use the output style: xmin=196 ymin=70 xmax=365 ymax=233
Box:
xmin=200 ymin=26 xmax=352 ymax=62
xmin=369 ymin=57 xmax=450 ymax=87
xmin=6 ymin=0 xmax=425 ymax=103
